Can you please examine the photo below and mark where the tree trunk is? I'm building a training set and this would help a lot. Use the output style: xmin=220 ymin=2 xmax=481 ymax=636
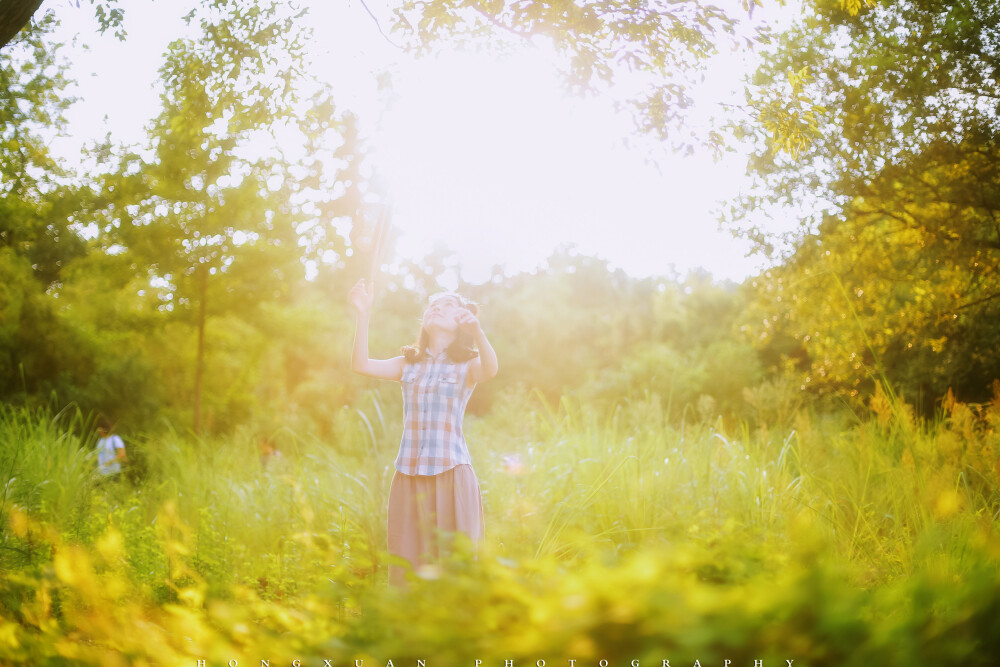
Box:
xmin=0 ymin=0 xmax=44 ymax=49
xmin=193 ymin=264 xmax=207 ymax=436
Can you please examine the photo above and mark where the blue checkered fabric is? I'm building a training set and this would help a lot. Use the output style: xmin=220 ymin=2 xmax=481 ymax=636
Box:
xmin=394 ymin=350 xmax=476 ymax=475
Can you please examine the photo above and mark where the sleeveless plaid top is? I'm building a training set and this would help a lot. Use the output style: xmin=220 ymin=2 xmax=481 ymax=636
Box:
xmin=394 ymin=350 xmax=476 ymax=475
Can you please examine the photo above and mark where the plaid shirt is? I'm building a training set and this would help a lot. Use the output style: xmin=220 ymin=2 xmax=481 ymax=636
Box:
xmin=394 ymin=350 xmax=476 ymax=475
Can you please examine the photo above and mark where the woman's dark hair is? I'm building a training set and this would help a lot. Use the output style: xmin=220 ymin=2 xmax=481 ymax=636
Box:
xmin=401 ymin=301 xmax=480 ymax=363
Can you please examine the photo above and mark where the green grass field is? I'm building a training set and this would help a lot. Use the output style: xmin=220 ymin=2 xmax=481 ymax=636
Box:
xmin=1 ymin=384 xmax=998 ymax=665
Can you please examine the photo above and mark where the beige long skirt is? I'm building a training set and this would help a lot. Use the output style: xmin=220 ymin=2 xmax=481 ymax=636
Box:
xmin=386 ymin=463 xmax=485 ymax=587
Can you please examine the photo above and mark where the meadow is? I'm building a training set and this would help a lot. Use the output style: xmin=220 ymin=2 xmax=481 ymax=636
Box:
xmin=1 ymin=380 xmax=998 ymax=666
xmin=4 ymin=0 xmax=1000 ymax=664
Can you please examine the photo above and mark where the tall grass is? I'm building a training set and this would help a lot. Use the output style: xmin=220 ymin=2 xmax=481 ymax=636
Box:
xmin=0 ymin=404 xmax=99 ymax=565
xmin=1 ymin=384 xmax=998 ymax=663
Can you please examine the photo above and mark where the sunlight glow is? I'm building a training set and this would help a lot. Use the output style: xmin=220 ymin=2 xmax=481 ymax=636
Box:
xmin=49 ymin=0 xmax=768 ymax=285
xmin=365 ymin=47 xmax=761 ymax=284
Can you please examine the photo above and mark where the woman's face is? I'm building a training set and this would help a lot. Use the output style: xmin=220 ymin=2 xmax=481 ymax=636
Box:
xmin=421 ymin=295 xmax=465 ymax=332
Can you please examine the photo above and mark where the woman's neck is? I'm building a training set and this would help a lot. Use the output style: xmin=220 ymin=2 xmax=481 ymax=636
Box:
xmin=426 ymin=330 xmax=456 ymax=357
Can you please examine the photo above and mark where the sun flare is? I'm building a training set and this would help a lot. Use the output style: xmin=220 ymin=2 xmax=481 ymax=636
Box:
xmin=364 ymin=47 xmax=758 ymax=285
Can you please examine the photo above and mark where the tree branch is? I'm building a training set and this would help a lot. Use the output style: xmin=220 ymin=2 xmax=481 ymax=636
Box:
xmin=470 ymin=3 xmax=534 ymax=41
xmin=0 ymin=0 xmax=44 ymax=50
xmin=357 ymin=0 xmax=403 ymax=49
xmin=955 ymin=291 xmax=1000 ymax=312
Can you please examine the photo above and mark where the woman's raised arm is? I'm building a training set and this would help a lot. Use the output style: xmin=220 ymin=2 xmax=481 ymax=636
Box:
xmin=349 ymin=278 xmax=406 ymax=381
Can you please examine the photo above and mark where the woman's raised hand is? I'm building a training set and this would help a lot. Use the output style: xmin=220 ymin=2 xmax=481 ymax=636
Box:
xmin=349 ymin=278 xmax=374 ymax=317
xmin=455 ymin=308 xmax=482 ymax=335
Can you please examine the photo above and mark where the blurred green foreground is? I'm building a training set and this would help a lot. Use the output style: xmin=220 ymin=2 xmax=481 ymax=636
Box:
xmin=1 ymin=384 xmax=998 ymax=666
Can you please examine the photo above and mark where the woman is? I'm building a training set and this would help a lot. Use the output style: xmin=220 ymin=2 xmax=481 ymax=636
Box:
xmin=349 ymin=278 xmax=499 ymax=587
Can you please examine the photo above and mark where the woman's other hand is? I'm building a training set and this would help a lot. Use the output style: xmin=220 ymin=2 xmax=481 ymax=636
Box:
xmin=455 ymin=309 xmax=482 ymax=335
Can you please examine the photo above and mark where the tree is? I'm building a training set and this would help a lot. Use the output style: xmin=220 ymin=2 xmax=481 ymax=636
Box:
xmin=0 ymin=0 xmax=43 ymax=48
xmin=735 ymin=0 xmax=1000 ymax=408
xmin=0 ymin=13 xmax=81 ymax=283
xmin=0 ymin=14 xmax=93 ymax=401
xmin=91 ymin=0 xmax=360 ymax=433
xmin=0 ymin=0 xmax=125 ymax=50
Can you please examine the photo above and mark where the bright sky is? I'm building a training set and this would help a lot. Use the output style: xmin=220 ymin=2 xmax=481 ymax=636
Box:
xmin=43 ymin=0 xmax=796 ymax=286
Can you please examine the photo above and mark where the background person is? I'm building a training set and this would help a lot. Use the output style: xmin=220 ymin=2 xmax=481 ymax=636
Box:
xmin=96 ymin=419 xmax=127 ymax=478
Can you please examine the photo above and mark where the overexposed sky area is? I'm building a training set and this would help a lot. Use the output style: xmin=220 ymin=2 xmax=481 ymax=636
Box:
xmin=43 ymin=0 xmax=798 ymax=285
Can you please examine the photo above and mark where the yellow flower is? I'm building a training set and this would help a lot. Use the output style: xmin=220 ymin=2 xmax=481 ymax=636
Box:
xmin=933 ymin=489 xmax=962 ymax=520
